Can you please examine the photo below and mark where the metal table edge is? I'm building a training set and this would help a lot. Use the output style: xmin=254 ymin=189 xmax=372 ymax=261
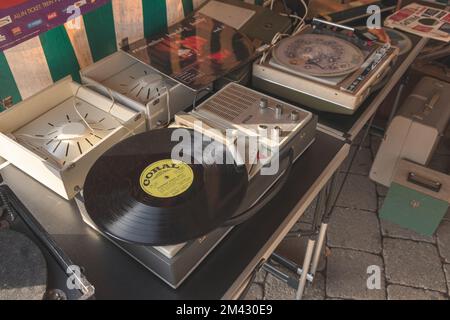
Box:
xmin=223 ymin=142 xmax=351 ymax=299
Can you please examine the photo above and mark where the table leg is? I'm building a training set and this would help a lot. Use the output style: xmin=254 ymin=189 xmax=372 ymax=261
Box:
xmin=309 ymin=114 xmax=377 ymax=279
xmin=387 ymin=76 xmax=408 ymax=127
xmin=296 ymin=236 xmax=315 ymax=300
xmin=309 ymin=222 xmax=327 ymax=276
xmin=264 ymin=121 xmax=374 ymax=300
xmin=307 ymin=170 xmax=337 ymax=276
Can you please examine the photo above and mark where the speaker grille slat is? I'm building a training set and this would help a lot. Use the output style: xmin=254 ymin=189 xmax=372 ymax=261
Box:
xmin=201 ymin=84 xmax=260 ymax=121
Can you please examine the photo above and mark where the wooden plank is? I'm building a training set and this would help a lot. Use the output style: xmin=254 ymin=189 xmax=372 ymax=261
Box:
xmin=64 ymin=18 xmax=94 ymax=69
xmin=166 ymin=0 xmax=185 ymax=26
xmin=112 ymin=0 xmax=145 ymax=47
xmin=3 ymin=37 xmax=53 ymax=99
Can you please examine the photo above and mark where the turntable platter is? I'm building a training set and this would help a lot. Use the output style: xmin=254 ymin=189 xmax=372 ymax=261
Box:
xmin=272 ymin=34 xmax=365 ymax=77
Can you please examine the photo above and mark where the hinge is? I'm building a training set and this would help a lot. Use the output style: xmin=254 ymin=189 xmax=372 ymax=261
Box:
xmin=1 ymin=96 xmax=13 ymax=110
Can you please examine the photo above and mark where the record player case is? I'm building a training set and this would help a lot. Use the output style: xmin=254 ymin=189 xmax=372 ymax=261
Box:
xmin=74 ymin=114 xmax=317 ymax=288
xmin=252 ymin=24 xmax=399 ymax=115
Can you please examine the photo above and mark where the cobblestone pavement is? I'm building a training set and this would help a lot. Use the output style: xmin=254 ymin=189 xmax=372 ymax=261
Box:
xmin=243 ymin=133 xmax=450 ymax=300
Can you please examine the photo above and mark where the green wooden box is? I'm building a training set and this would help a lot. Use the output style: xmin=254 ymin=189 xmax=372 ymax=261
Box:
xmin=380 ymin=160 xmax=450 ymax=236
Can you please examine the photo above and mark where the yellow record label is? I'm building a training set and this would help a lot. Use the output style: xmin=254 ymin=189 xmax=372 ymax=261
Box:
xmin=139 ymin=159 xmax=194 ymax=198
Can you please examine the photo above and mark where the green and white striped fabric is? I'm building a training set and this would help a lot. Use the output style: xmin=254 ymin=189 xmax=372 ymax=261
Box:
xmin=0 ymin=0 xmax=261 ymax=110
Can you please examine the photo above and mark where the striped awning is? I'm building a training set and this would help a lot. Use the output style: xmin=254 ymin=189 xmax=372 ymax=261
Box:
xmin=0 ymin=0 xmax=262 ymax=109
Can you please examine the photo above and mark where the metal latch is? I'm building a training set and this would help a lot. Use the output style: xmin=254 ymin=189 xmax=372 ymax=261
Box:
xmin=408 ymin=172 xmax=442 ymax=193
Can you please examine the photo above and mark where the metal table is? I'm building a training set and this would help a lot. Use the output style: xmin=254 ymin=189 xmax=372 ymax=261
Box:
xmin=251 ymin=30 xmax=429 ymax=299
xmin=0 ymin=131 xmax=348 ymax=300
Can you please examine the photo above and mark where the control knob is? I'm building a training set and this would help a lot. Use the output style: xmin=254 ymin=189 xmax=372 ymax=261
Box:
xmin=259 ymin=98 xmax=268 ymax=109
xmin=275 ymin=104 xmax=283 ymax=118
xmin=290 ymin=111 xmax=300 ymax=121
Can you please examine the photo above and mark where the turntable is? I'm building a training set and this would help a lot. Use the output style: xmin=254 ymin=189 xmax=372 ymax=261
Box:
xmin=0 ymin=77 xmax=146 ymax=200
xmin=81 ymin=51 xmax=200 ymax=130
xmin=252 ymin=19 xmax=399 ymax=115
xmin=75 ymin=84 xmax=317 ymax=288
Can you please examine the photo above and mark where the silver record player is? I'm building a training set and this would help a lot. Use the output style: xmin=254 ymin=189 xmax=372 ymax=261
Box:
xmin=253 ymin=20 xmax=399 ymax=115
xmin=76 ymin=83 xmax=317 ymax=288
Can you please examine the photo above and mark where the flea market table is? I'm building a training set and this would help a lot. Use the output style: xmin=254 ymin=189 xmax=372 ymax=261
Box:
xmin=1 ymin=130 xmax=348 ymax=299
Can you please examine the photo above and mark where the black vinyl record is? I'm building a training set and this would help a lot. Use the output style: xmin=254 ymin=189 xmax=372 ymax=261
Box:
xmin=83 ymin=128 xmax=249 ymax=246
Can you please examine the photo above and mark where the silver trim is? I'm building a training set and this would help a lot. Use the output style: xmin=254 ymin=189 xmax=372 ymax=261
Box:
xmin=253 ymin=70 xmax=354 ymax=111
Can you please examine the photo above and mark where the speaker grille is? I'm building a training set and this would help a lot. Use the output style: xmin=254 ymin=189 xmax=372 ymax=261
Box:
xmin=201 ymin=85 xmax=259 ymax=121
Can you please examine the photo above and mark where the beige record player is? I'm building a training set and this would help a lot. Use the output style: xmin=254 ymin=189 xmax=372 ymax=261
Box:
xmin=253 ymin=19 xmax=399 ymax=115
xmin=76 ymin=83 xmax=317 ymax=288
xmin=0 ymin=77 xmax=146 ymax=200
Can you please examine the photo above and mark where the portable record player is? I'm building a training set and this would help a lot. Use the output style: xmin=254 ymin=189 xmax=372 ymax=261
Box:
xmin=80 ymin=51 xmax=200 ymax=130
xmin=76 ymin=84 xmax=317 ymax=288
xmin=0 ymin=185 xmax=94 ymax=300
xmin=0 ymin=77 xmax=146 ymax=200
xmin=252 ymin=19 xmax=399 ymax=115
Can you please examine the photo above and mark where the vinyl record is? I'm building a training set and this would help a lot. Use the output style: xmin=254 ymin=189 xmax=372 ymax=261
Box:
xmin=272 ymin=34 xmax=365 ymax=77
xmin=83 ymin=128 xmax=249 ymax=246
